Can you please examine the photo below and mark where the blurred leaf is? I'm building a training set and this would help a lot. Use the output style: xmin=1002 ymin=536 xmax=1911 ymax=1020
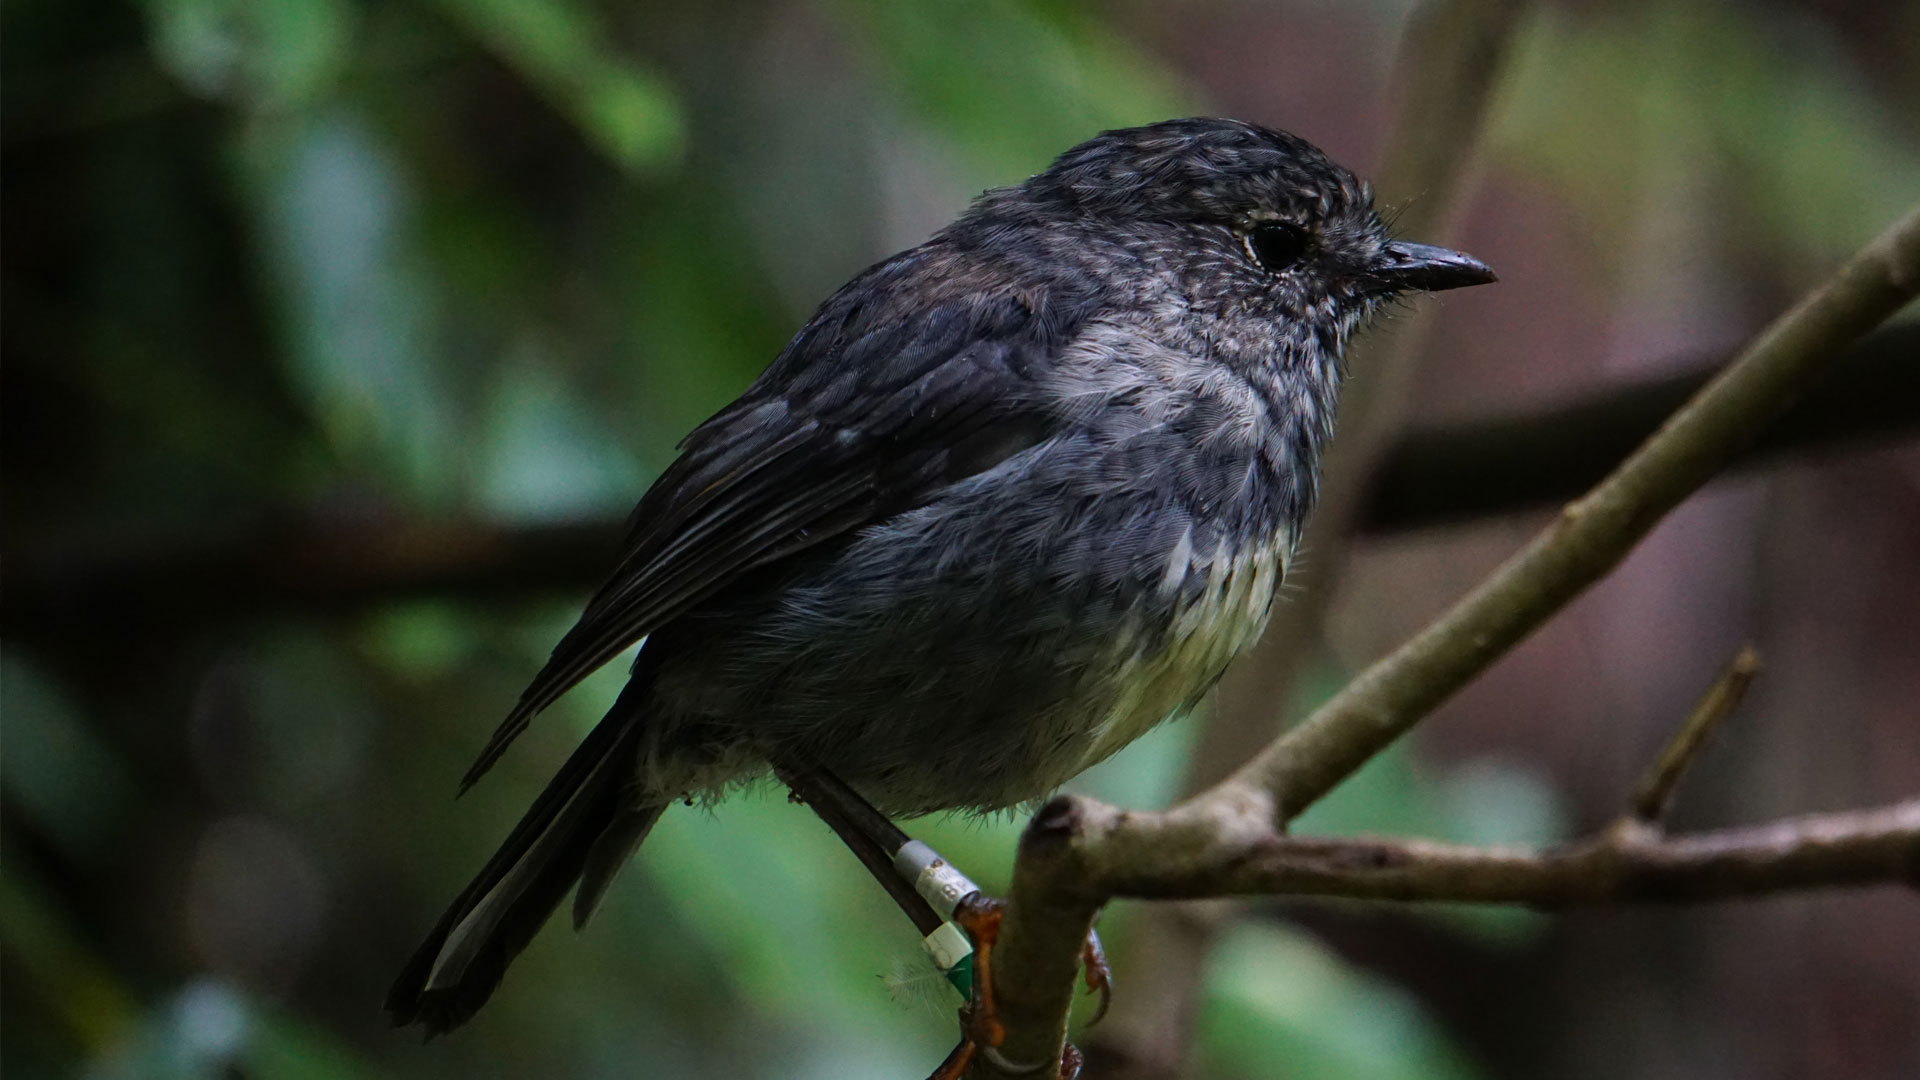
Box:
xmin=246 ymin=997 xmax=396 ymax=1080
xmin=475 ymin=344 xmax=647 ymax=521
xmin=832 ymin=0 xmax=1197 ymax=179
xmin=1296 ymin=741 xmax=1567 ymax=848
xmin=1493 ymin=0 xmax=1920 ymax=266
xmin=0 ymin=869 xmax=138 ymax=1057
xmin=1425 ymin=757 xmax=1567 ymax=944
xmin=429 ymin=0 xmax=683 ymax=173
xmin=614 ymin=193 xmax=796 ymax=458
xmin=1291 ymin=740 xmax=1434 ymax=839
xmin=1199 ymin=921 xmax=1486 ymax=1080
xmin=359 ymin=602 xmax=482 ymax=679
xmin=1434 ymin=757 xmax=1568 ymax=849
xmin=236 ymin=108 xmax=457 ymax=502
xmin=139 ymin=0 xmax=352 ymax=107
xmin=626 ymin=793 xmax=947 ymax=1074
xmin=80 ymin=979 xmax=389 ymax=1080
xmin=0 ymin=653 xmax=130 ymax=862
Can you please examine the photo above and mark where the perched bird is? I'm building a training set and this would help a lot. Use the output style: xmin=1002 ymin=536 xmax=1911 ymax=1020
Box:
xmin=388 ymin=117 xmax=1494 ymax=1033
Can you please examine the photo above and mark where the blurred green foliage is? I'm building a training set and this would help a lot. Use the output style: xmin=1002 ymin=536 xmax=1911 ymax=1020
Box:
xmin=4 ymin=1 xmax=1916 ymax=1078
xmin=1495 ymin=1 xmax=1920 ymax=272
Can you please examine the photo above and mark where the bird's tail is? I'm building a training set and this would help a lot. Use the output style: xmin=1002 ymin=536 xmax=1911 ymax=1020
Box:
xmin=386 ymin=706 xmax=661 ymax=1035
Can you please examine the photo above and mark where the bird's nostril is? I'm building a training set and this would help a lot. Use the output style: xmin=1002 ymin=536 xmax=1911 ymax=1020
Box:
xmin=1370 ymin=241 xmax=1497 ymax=293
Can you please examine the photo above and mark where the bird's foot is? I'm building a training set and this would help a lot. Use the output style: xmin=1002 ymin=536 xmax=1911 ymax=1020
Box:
xmin=925 ymin=1020 xmax=1084 ymax=1080
xmin=924 ymin=894 xmax=1106 ymax=1079
xmin=1080 ymin=924 xmax=1112 ymax=1027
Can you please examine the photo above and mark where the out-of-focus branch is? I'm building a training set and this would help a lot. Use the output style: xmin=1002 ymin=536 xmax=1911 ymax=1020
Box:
xmin=1362 ymin=320 xmax=1920 ymax=533
xmin=4 ymin=325 xmax=1913 ymax=642
xmin=1 ymin=515 xmax=623 ymax=637
xmin=974 ymin=206 xmax=1920 ymax=1078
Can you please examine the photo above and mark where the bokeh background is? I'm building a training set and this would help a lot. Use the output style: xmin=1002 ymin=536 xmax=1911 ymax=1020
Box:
xmin=4 ymin=1 xmax=1918 ymax=1078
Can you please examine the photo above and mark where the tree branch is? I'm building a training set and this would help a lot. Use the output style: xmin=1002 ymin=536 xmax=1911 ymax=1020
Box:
xmin=1235 ymin=206 xmax=1919 ymax=824
xmin=1057 ymin=801 xmax=1920 ymax=906
xmin=975 ymin=206 xmax=1920 ymax=1078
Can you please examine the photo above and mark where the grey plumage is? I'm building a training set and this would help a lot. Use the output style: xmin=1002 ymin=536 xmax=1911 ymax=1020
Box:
xmin=388 ymin=117 xmax=1494 ymax=1033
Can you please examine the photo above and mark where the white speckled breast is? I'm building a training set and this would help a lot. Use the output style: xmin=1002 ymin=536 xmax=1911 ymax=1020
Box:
xmin=1074 ymin=523 xmax=1294 ymax=776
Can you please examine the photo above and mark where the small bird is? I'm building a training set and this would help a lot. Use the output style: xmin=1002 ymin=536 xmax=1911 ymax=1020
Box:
xmin=388 ymin=117 xmax=1494 ymax=1033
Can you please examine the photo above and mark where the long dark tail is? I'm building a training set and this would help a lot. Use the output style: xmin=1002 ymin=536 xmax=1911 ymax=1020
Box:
xmin=387 ymin=703 xmax=662 ymax=1035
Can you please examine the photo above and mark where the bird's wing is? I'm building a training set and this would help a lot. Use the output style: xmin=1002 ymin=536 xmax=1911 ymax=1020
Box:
xmin=459 ymin=248 xmax=1088 ymax=790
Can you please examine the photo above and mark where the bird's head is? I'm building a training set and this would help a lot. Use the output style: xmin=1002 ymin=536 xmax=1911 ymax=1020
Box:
xmin=963 ymin=117 xmax=1494 ymax=343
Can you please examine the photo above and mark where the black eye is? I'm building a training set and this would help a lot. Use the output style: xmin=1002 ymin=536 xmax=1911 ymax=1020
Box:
xmin=1245 ymin=222 xmax=1308 ymax=273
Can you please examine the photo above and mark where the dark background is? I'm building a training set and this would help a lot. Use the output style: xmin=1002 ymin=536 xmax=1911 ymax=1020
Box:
xmin=4 ymin=1 xmax=1917 ymax=1078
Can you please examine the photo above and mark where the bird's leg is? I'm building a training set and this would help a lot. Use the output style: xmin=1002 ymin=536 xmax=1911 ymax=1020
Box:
xmin=776 ymin=764 xmax=1107 ymax=1079
xmin=934 ymin=892 xmax=1101 ymax=1079
xmin=775 ymin=764 xmax=984 ymax=996
xmin=776 ymin=764 xmax=944 ymax=937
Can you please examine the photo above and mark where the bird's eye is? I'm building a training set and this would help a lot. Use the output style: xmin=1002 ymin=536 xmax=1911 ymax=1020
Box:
xmin=1244 ymin=222 xmax=1308 ymax=274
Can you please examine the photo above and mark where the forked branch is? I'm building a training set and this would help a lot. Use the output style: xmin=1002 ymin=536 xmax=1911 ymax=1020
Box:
xmin=970 ymin=204 xmax=1920 ymax=1078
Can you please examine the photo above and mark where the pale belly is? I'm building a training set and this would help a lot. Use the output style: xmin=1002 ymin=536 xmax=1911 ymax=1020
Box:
xmin=1038 ymin=525 xmax=1294 ymax=791
xmin=637 ymin=516 xmax=1295 ymax=815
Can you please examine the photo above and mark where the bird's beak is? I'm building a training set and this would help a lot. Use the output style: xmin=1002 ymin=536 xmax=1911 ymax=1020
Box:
xmin=1369 ymin=241 xmax=1497 ymax=293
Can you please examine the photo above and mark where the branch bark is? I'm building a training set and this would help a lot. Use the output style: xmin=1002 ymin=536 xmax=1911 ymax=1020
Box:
xmin=1030 ymin=800 xmax=1920 ymax=907
xmin=973 ymin=205 xmax=1920 ymax=1078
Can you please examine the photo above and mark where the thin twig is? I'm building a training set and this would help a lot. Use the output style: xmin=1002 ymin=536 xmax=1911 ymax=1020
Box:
xmin=1630 ymin=647 xmax=1761 ymax=824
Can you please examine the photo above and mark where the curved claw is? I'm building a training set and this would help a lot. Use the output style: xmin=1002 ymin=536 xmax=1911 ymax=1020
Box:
xmin=1081 ymin=928 xmax=1113 ymax=1027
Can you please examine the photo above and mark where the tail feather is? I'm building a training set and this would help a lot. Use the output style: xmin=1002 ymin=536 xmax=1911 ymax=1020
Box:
xmin=573 ymin=801 xmax=664 ymax=930
xmin=387 ymin=712 xmax=656 ymax=1035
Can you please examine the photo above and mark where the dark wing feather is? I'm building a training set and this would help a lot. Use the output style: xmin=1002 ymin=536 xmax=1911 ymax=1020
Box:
xmin=458 ymin=246 xmax=1087 ymax=790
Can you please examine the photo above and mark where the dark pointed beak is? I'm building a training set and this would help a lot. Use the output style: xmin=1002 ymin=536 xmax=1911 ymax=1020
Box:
xmin=1369 ymin=241 xmax=1497 ymax=294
